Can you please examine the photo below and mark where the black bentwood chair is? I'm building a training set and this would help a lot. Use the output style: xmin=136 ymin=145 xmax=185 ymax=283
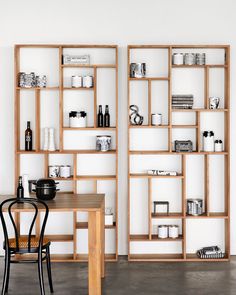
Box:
xmin=0 ymin=198 xmax=54 ymax=295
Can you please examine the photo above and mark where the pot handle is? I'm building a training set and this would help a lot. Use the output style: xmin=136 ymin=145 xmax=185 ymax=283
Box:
xmin=32 ymin=189 xmax=36 ymax=192
xmin=56 ymin=189 xmax=60 ymax=191
xmin=55 ymin=182 xmax=59 ymax=185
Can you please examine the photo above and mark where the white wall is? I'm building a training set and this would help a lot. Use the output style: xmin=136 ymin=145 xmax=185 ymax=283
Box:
xmin=0 ymin=0 xmax=235 ymax=255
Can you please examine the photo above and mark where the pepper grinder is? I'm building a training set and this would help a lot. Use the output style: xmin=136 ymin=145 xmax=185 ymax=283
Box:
xmin=48 ymin=128 xmax=56 ymax=151
xmin=43 ymin=127 xmax=49 ymax=150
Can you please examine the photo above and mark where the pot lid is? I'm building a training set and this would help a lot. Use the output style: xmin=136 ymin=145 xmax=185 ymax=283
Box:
xmin=35 ymin=178 xmax=57 ymax=188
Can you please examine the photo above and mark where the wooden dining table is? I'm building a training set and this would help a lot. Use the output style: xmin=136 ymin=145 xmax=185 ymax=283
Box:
xmin=0 ymin=194 xmax=105 ymax=295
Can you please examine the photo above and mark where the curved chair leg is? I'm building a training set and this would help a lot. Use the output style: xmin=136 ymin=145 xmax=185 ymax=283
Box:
xmin=38 ymin=251 xmax=45 ymax=295
xmin=1 ymin=250 xmax=10 ymax=295
xmin=46 ymin=247 xmax=54 ymax=293
xmin=5 ymin=252 xmax=11 ymax=293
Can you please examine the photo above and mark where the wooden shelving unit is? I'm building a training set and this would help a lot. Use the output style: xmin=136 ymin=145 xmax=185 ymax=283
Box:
xmin=15 ymin=44 xmax=118 ymax=262
xmin=128 ymin=45 xmax=230 ymax=262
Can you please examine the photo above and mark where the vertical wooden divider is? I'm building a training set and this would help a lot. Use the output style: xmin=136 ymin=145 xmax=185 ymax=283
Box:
xmin=204 ymin=66 xmax=209 ymax=109
xmin=205 ymin=155 xmax=209 ymax=216
xmin=148 ymin=178 xmax=152 ymax=240
xmin=59 ymin=46 xmax=63 ymax=151
xmin=93 ymin=66 xmax=97 ymax=128
xmin=168 ymin=47 xmax=172 ymax=152
xmin=148 ymin=79 xmax=151 ymax=125
xmin=196 ymin=111 xmax=201 ymax=152
xmin=44 ymin=154 xmax=49 ymax=178
xmin=127 ymin=46 xmax=131 ymax=258
xmin=35 ymin=89 xmax=40 ymax=151
xmin=115 ymin=46 xmax=119 ymax=259
xmin=182 ymin=155 xmax=186 ymax=259
xmin=73 ymin=153 xmax=77 ymax=260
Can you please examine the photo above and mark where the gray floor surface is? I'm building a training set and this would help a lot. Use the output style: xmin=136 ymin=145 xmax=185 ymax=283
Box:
xmin=0 ymin=256 xmax=236 ymax=294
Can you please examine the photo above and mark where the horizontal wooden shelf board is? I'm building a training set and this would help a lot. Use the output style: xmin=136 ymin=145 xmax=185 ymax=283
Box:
xmin=130 ymin=234 xmax=183 ymax=242
xmin=129 ymin=151 xmax=228 ymax=155
xmin=63 ymin=87 xmax=94 ymax=90
xmin=47 ymin=177 xmax=73 ymax=181
xmin=172 ymin=108 xmax=228 ymax=112
xmin=76 ymin=175 xmax=116 ymax=180
xmin=63 ymin=127 xmax=116 ymax=131
xmin=76 ymin=253 xmax=117 ymax=262
xmin=172 ymin=125 xmax=198 ymax=128
xmin=129 ymin=254 xmax=184 ymax=261
xmin=130 ymin=173 xmax=183 ymax=178
xmin=128 ymin=45 xmax=229 ymax=49
xmin=44 ymin=234 xmax=74 ymax=242
xmin=152 ymin=213 xmax=184 ymax=219
xmin=129 ymin=125 xmax=169 ymax=129
xmin=186 ymin=212 xmax=228 ymax=219
xmin=16 ymin=87 xmax=59 ymax=90
xmin=76 ymin=221 xmax=116 ymax=229
xmin=172 ymin=64 xmax=227 ymax=68
xmin=61 ymin=64 xmax=116 ymax=68
xmin=17 ymin=149 xmax=117 ymax=154
xmin=129 ymin=77 xmax=169 ymax=81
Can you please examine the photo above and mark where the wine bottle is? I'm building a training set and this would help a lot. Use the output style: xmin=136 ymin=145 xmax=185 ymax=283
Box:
xmin=25 ymin=121 xmax=33 ymax=151
xmin=97 ymin=105 xmax=103 ymax=127
xmin=104 ymin=105 xmax=110 ymax=127
xmin=17 ymin=176 xmax=24 ymax=198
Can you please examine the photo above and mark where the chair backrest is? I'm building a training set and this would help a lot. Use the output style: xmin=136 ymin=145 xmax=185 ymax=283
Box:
xmin=0 ymin=198 xmax=49 ymax=253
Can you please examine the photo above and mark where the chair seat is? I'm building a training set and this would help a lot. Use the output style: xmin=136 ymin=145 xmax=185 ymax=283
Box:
xmin=5 ymin=236 xmax=50 ymax=250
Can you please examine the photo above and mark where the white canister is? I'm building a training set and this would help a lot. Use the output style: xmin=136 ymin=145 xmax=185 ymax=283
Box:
xmin=22 ymin=174 xmax=30 ymax=197
xmin=60 ymin=165 xmax=71 ymax=178
xmin=69 ymin=111 xmax=87 ymax=128
xmin=71 ymin=76 xmax=82 ymax=88
xmin=158 ymin=225 xmax=168 ymax=239
xmin=83 ymin=76 xmax=93 ymax=88
xmin=49 ymin=165 xmax=60 ymax=178
xmin=203 ymin=131 xmax=214 ymax=152
xmin=151 ymin=113 xmax=162 ymax=126
xmin=184 ymin=53 xmax=196 ymax=65
xmin=172 ymin=53 xmax=184 ymax=65
xmin=215 ymin=140 xmax=223 ymax=152
xmin=168 ymin=225 xmax=179 ymax=239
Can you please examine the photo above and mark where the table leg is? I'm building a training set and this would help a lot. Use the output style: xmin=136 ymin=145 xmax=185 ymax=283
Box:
xmin=88 ymin=211 xmax=101 ymax=295
xmin=101 ymin=205 xmax=105 ymax=278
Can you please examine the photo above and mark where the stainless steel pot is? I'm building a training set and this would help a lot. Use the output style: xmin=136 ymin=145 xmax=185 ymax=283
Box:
xmin=33 ymin=179 xmax=59 ymax=200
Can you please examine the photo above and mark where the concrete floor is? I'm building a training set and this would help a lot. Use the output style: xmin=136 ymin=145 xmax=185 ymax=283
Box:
xmin=1 ymin=256 xmax=236 ymax=294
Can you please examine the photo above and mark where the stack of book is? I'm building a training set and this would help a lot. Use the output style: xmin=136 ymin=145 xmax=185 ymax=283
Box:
xmin=172 ymin=94 xmax=194 ymax=109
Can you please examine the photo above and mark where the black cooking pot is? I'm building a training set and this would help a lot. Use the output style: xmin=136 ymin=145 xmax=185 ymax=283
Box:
xmin=32 ymin=179 xmax=59 ymax=200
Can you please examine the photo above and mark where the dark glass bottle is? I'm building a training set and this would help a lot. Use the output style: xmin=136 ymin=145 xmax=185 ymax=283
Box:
xmin=97 ymin=105 xmax=103 ymax=127
xmin=25 ymin=121 xmax=33 ymax=151
xmin=104 ymin=105 xmax=110 ymax=127
xmin=17 ymin=176 xmax=24 ymax=198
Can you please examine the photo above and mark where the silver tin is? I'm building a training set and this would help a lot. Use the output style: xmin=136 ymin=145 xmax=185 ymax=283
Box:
xmin=168 ymin=225 xmax=179 ymax=239
xmin=172 ymin=53 xmax=184 ymax=65
xmin=96 ymin=135 xmax=112 ymax=152
xmin=158 ymin=225 xmax=168 ymax=239
xmin=71 ymin=76 xmax=82 ymax=88
xmin=60 ymin=165 xmax=71 ymax=178
xmin=130 ymin=63 xmax=146 ymax=78
xmin=48 ymin=165 xmax=60 ymax=178
xmin=184 ymin=53 xmax=196 ymax=65
xmin=196 ymin=53 xmax=206 ymax=65
xmin=187 ymin=198 xmax=203 ymax=216
xmin=35 ymin=75 xmax=47 ymax=88
xmin=83 ymin=75 xmax=93 ymax=88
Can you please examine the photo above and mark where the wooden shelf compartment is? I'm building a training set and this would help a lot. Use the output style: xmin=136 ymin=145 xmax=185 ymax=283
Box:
xmin=130 ymin=173 xmax=184 ymax=179
xmin=76 ymin=221 xmax=116 ymax=229
xmin=129 ymin=150 xmax=228 ymax=155
xmin=151 ymin=213 xmax=184 ymax=219
xmin=130 ymin=234 xmax=183 ymax=242
xmin=172 ymin=125 xmax=198 ymax=129
xmin=129 ymin=254 xmax=184 ymax=262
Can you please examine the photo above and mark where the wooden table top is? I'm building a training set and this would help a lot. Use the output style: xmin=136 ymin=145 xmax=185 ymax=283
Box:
xmin=0 ymin=194 xmax=105 ymax=212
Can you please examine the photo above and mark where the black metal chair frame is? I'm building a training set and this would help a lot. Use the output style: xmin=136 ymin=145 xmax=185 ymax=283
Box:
xmin=0 ymin=198 xmax=54 ymax=295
